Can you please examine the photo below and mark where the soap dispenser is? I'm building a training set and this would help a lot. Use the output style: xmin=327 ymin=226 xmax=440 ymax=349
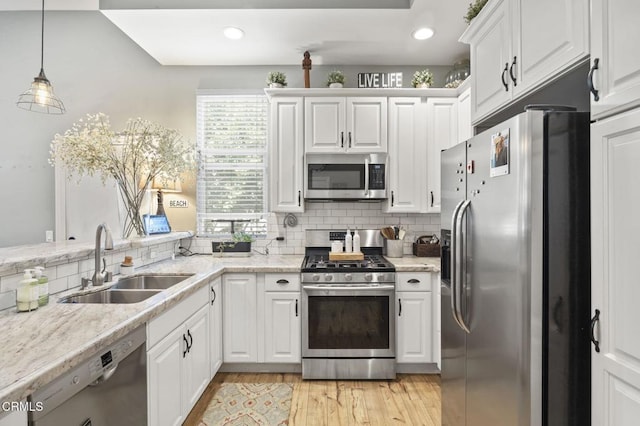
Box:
xmin=34 ymin=266 xmax=49 ymax=306
xmin=16 ymin=271 xmax=39 ymax=312
xmin=345 ymin=228 xmax=353 ymax=253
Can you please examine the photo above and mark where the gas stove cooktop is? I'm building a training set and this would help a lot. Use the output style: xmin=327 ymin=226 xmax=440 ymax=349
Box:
xmin=302 ymin=254 xmax=395 ymax=273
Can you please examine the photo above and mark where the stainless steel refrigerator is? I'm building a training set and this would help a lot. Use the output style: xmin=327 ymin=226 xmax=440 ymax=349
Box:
xmin=440 ymin=108 xmax=591 ymax=426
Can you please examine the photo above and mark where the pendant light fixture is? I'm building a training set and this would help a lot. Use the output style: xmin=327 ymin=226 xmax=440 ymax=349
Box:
xmin=16 ymin=0 xmax=65 ymax=114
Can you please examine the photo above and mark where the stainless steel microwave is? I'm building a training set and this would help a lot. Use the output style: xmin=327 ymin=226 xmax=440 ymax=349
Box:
xmin=304 ymin=153 xmax=387 ymax=200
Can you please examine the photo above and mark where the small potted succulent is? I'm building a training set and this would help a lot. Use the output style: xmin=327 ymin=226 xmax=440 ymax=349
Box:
xmin=212 ymin=232 xmax=254 ymax=254
xmin=411 ymin=69 xmax=434 ymax=88
xmin=266 ymin=71 xmax=287 ymax=88
xmin=327 ymin=70 xmax=345 ymax=88
xmin=464 ymin=0 xmax=489 ymax=24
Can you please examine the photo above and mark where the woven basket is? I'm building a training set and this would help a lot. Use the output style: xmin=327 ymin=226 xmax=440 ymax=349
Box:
xmin=412 ymin=235 xmax=440 ymax=257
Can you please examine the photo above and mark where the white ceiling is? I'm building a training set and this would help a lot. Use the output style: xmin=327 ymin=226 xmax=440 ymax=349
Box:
xmin=1 ymin=0 xmax=471 ymax=66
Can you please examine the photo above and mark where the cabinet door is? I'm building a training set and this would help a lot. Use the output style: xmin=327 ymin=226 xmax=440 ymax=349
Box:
xmin=591 ymin=109 xmax=640 ymax=426
xmin=397 ymin=291 xmax=433 ymax=363
xmin=147 ymin=327 xmax=185 ymax=426
xmin=183 ymin=305 xmax=210 ymax=413
xmin=209 ymin=278 xmax=223 ymax=377
xmin=512 ymin=0 xmax=588 ymax=98
xmin=264 ymin=292 xmax=301 ymax=363
xmin=468 ymin=0 xmax=512 ymax=122
xmin=270 ymin=97 xmax=304 ymax=212
xmin=426 ymin=97 xmax=457 ymax=213
xmin=385 ymin=98 xmax=427 ymax=213
xmin=591 ymin=0 xmax=640 ymax=119
xmin=305 ymin=97 xmax=345 ymax=152
xmin=346 ymin=97 xmax=388 ymax=152
xmin=223 ymin=274 xmax=257 ymax=362
xmin=457 ymin=87 xmax=472 ymax=143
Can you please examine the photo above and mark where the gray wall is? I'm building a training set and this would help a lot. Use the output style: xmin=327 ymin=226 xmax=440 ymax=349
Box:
xmin=0 ymin=10 xmax=452 ymax=247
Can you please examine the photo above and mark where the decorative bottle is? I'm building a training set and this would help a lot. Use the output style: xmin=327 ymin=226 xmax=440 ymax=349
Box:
xmin=353 ymin=228 xmax=361 ymax=253
xmin=345 ymin=228 xmax=353 ymax=253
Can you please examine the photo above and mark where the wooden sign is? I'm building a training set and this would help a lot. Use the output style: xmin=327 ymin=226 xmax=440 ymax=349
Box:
xmin=357 ymin=72 xmax=403 ymax=88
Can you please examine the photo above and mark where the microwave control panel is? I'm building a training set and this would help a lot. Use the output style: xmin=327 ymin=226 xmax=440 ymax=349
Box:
xmin=368 ymin=164 xmax=386 ymax=189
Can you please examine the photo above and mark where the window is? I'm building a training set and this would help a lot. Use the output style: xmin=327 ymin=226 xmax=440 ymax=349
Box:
xmin=196 ymin=93 xmax=268 ymax=237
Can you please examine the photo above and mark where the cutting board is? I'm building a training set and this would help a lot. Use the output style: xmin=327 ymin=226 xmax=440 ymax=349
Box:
xmin=329 ymin=251 xmax=365 ymax=261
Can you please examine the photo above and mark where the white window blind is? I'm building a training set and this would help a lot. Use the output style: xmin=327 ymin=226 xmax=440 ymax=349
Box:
xmin=196 ymin=94 xmax=268 ymax=236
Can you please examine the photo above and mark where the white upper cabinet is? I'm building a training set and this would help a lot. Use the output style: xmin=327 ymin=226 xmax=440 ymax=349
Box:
xmin=590 ymin=0 xmax=640 ymax=120
xmin=305 ymin=97 xmax=387 ymax=153
xmin=269 ymin=97 xmax=304 ymax=212
xmin=426 ymin=97 xmax=458 ymax=214
xmin=461 ymin=0 xmax=589 ymax=123
xmin=385 ymin=97 xmax=427 ymax=213
xmin=457 ymin=85 xmax=472 ymax=143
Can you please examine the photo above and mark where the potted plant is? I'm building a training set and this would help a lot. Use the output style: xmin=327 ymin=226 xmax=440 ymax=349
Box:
xmin=212 ymin=232 xmax=254 ymax=254
xmin=464 ymin=0 xmax=489 ymax=24
xmin=327 ymin=70 xmax=345 ymax=88
xmin=266 ymin=71 xmax=287 ymax=88
xmin=411 ymin=69 xmax=434 ymax=88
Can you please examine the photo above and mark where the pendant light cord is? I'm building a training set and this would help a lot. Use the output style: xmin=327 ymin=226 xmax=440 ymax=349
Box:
xmin=40 ymin=0 xmax=45 ymax=71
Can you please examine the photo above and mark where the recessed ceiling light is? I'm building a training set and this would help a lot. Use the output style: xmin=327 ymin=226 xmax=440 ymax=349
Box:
xmin=224 ymin=27 xmax=244 ymax=40
xmin=412 ymin=27 xmax=434 ymax=40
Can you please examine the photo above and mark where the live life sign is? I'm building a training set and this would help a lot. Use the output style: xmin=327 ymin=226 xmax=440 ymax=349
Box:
xmin=357 ymin=72 xmax=403 ymax=88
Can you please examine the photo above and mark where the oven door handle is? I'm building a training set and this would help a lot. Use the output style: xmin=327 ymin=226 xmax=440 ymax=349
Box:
xmin=302 ymin=284 xmax=395 ymax=291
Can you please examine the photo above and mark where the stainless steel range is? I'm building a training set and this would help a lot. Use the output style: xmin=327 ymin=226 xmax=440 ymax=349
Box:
xmin=301 ymin=229 xmax=396 ymax=380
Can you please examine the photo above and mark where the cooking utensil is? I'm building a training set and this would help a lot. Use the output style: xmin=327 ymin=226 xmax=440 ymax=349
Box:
xmin=381 ymin=227 xmax=396 ymax=239
xmin=398 ymin=228 xmax=406 ymax=240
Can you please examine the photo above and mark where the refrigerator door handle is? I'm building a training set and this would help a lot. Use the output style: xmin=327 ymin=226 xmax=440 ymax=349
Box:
xmin=455 ymin=200 xmax=472 ymax=333
xmin=450 ymin=199 xmax=466 ymax=330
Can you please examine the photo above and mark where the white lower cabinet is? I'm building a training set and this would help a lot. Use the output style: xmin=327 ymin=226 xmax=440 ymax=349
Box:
xmin=223 ymin=274 xmax=258 ymax=363
xmin=264 ymin=280 xmax=301 ymax=363
xmin=209 ymin=277 xmax=223 ymax=376
xmin=396 ymin=272 xmax=436 ymax=364
xmin=147 ymin=285 xmax=210 ymax=426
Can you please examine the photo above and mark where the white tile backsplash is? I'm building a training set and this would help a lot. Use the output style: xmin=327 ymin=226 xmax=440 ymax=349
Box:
xmin=194 ymin=202 xmax=440 ymax=255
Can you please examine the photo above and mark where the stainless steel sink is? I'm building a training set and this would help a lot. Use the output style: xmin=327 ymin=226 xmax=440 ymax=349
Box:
xmin=59 ymin=289 xmax=161 ymax=304
xmin=111 ymin=274 xmax=193 ymax=290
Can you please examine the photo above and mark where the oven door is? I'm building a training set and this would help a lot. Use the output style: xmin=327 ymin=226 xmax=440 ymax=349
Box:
xmin=302 ymin=284 xmax=395 ymax=358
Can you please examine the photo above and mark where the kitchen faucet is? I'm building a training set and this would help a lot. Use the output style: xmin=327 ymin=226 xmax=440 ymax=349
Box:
xmin=82 ymin=223 xmax=114 ymax=289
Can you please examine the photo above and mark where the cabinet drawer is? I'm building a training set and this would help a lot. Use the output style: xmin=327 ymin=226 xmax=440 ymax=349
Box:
xmin=148 ymin=284 xmax=208 ymax=348
xmin=264 ymin=273 xmax=301 ymax=291
xmin=396 ymin=272 xmax=432 ymax=292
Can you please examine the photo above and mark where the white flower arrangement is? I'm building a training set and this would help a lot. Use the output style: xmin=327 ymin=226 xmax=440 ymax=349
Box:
xmin=50 ymin=113 xmax=194 ymax=237
xmin=411 ymin=69 xmax=434 ymax=88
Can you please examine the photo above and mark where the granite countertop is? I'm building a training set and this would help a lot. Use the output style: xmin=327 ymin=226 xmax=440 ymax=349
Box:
xmin=0 ymin=254 xmax=438 ymax=405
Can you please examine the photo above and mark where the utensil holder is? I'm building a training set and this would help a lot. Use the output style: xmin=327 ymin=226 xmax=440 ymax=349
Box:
xmin=384 ymin=239 xmax=404 ymax=258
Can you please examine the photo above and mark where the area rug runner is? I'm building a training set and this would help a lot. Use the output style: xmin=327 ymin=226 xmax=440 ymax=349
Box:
xmin=198 ymin=382 xmax=293 ymax=426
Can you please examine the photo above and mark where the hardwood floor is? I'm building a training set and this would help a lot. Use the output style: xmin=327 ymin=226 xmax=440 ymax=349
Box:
xmin=184 ymin=373 xmax=441 ymax=426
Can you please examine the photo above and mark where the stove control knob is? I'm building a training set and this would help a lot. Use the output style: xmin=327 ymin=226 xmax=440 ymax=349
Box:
xmin=324 ymin=274 xmax=333 ymax=282
xmin=344 ymin=273 xmax=352 ymax=281
xmin=312 ymin=274 xmax=320 ymax=282
xmin=364 ymin=273 xmax=373 ymax=281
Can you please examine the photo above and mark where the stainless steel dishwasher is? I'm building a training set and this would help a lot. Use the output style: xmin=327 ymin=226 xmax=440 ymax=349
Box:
xmin=28 ymin=326 xmax=147 ymax=426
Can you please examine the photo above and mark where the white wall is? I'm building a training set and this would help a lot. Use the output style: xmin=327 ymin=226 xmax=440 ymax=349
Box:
xmin=0 ymin=10 xmax=450 ymax=247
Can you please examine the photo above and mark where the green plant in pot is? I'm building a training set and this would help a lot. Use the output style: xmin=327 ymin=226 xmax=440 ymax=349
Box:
xmin=327 ymin=70 xmax=345 ymax=88
xmin=464 ymin=0 xmax=489 ymax=24
xmin=212 ymin=232 xmax=254 ymax=254
xmin=411 ymin=69 xmax=434 ymax=88
xmin=266 ymin=71 xmax=287 ymax=88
